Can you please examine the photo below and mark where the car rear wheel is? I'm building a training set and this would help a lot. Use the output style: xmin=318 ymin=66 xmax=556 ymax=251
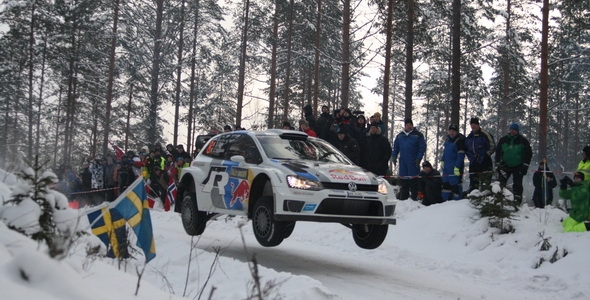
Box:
xmin=352 ymin=224 xmax=388 ymax=249
xmin=252 ymin=196 xmax=286 ymax=247
xmin=181 ymin=192 xmax=207 ymax=235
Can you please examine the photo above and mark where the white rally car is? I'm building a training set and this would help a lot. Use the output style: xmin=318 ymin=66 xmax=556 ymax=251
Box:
xmin=175 ymin=129 xmax=396 ymax=249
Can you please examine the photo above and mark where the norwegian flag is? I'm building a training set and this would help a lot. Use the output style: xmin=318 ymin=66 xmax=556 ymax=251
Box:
xmin=109 ymin=141 xmax=125 ymax=161
xmin=164 ymin=176 xmax=177 ymax=212
xmin=144 ymin=180 xmax=157 ymax=209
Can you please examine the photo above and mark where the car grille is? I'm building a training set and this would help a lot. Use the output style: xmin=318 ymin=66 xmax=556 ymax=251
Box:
xmin=321 ymin=182 xmax=378 ymax=192
xmin=315 ymin=198 xmax=384 ymax=217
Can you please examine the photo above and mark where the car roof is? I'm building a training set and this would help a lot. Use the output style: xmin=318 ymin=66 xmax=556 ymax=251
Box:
xmin=252 ymin=129 xmax=309 ymax=138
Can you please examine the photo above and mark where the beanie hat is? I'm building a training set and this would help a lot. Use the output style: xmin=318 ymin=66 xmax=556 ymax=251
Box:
xmin=583 ymin=145 xmax=590 ymax=155
xmin=404 ymin=118 xmax=413 ymax=125
xmin=421 ymin=161 xmax=432 ymax=168
xmin=448 ymin=124 xmax=458 ymax=131
xmin=509 ymin=123 xmax=520 ymax=132
xmin=470 ymin=117 xmax=480 ymax=125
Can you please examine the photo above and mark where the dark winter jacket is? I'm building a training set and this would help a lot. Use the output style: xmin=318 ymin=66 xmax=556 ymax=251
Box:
xmin=532 ymin=165 xmax=557 ymax=208
xmin=366 ymin=133 xmax=392 ymax=176
xmin=465 ymin=128 xmax=495 ymax=165
xmin=336 ymin=134 xmax=360 ymax=165
xmin=441 ymin=133 xmax=466 ymax=185
xmin=495 ymin=133 xmax=533 ymax=168
xmin=392 ymin=128 xmax=426 ymax=177
xmin=316 ymin=112 xmax=335 ymax=141
xmin=352 ymin=124 xmax=369 ymax=169
xmin=418 ymin=169 xmax=443 ymax=206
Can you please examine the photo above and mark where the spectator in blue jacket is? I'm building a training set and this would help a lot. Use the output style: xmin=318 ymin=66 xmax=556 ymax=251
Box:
xmin=392 ymin=118 xmax=426 ymax=200
xmin=441 ymin=124 xmax=466 ymax=200
xmin=465 ymin=117 xmax=495 ymax=193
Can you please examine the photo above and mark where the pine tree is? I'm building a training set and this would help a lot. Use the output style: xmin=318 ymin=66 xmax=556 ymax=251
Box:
xmin=468 ymin=181 xmax=519 ymax=233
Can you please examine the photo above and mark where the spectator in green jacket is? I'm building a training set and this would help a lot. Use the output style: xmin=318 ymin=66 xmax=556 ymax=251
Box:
xmin=559 ymin=172 xmax=590 ymax=232
xmin=577 ymin=146 xmax=590 ymax=183
xmin=495 ymin=123 xmax=533 ymax=203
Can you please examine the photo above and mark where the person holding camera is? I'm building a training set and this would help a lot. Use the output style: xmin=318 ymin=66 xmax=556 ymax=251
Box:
xmin=559 ymin=172 xmax=590 ymax=232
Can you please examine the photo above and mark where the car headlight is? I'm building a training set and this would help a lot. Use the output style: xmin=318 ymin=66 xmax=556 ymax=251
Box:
xmin=377 ymin=180 xmax=389 ymax=195
xmin=286 ymin=175 xmax=323 ymax=190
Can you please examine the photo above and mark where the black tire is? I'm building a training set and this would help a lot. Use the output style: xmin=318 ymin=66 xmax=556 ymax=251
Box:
xmin=252 ymin=196 xmax=286 ymax=247
xmin=181 ymin=192 xmax=207 ymax=235
xmin=283 ymin=221 xmax=296 ymax=239
xmin=352 ymin=224 xmax=388 ymax=249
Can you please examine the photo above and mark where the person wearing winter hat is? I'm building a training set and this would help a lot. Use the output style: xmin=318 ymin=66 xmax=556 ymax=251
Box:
xmin=335 ymin=128 xmax=360 ymax=165
xmin=576 ymin=146 xmax=590 ymax=183
xmin=441 ymin=124 xmax=466 ymax=201
xmin=495 ymin=122 xmax=533 ymax=202
xmin=417 ymin=161 xmax=443 ymax=206
xmin=559 ymin=171 xmax=590 ymax=232
xmin=299 ymin=119 xmax=317 ymax=137
xmin=365 ymin=123 xmax=392 ymax=176
xmin=465 ymin=117 xmax=495 ymax=193
xmin=532 ymin=159 xmax=557 ymax=208
xmin=223 ymin=125 xmax=233 ymax=132
xmin=372 ymin=112 xmax=387 ymax=137
xmin=392 ymin=118 xmax=426 ymax=200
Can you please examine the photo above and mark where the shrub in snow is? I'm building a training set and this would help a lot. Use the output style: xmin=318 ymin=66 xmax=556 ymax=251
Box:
xmin=468 ymin=181 xmax=519 ymax=233
xmin=0 ymin=157 xmax=83 ymax=258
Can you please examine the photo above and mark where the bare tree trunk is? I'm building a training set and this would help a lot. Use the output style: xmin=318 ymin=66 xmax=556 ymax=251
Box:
xmin=268 ymin=0 xmax=279 ymax=128
xmin=404 ymin=0 xmax=414 ymax=119
xmin=499 ymin=0 xmax=511 ymax=134
xmin=53 ymin=87 xmax=63 ymax=169
xmin=450 ymin=0 xmax=461 ymax=126
xmin=103 ymin=0 xmax=120 ymax=155
xmin=538 ymin=0 xmax=549 ymax=160
xmin=312 ymin=0 xmax=322 ymax=118
xmin=187 ymin=0 xmax=201 ymax=150
xmin=173 ymin=0 xmax=186 ymax=146
xmin=148 ymin=0 xmax=164 ymax=142
xmin=26 ymin=1 xmax=37 ymax=159
xmin=341 ymin=0 xmax=351 ymax=109
xmin=35 ymin=33 xmax=48 ymax=158
xmin=236 ymin=0 xmax=250 ymax=128
xmin=283 ymin=0 xmax=294 ymax=121
xmin=382 ymin=0 xmax=394 ymax=134
xmin=124 ymin=84 xmax=133 ymax=152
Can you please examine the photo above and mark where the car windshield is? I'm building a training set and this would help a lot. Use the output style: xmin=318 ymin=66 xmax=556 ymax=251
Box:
xmin=257 ymin=135 xmax=352 ymax=164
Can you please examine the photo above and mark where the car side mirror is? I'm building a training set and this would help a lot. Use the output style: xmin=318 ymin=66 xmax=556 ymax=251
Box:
xmin=230 ymin=155 xmax=246 ymax=164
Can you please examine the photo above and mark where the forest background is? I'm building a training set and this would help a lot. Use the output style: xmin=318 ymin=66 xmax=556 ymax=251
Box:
xmin=0 ymin=0 xmax=587 ymax=174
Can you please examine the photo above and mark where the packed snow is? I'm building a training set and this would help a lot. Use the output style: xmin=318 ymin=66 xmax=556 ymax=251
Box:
xmin=1 ymin=170 xmax=590 ymax=300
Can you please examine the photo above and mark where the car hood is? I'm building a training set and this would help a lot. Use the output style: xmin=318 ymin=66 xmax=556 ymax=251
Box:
xmin=276 ymin=160 xmax=379 ymax=185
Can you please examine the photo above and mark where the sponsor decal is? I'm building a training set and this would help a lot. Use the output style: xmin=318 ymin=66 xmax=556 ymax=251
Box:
xmin=303 ymin=204 xmax=316 ymax=211
xmin=202 ymin=164 xmax=252 ymax=210
xmin=328 ymin=169 xmax=368 ymax=182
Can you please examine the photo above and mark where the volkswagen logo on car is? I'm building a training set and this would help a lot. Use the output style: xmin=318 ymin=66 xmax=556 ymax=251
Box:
xmin=348 ymin=182 xmax=357 ymax=191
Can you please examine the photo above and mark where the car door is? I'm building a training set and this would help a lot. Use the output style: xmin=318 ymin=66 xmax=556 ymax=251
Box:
xmin=197 ymin=133 xmax=255 ymax=215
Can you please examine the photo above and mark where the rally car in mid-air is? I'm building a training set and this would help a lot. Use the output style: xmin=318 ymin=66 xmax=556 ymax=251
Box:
xmin=175 ymin=129 xmax=396 ymax=249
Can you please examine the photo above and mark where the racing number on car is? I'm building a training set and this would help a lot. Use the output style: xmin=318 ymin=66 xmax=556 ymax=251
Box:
xmin=203 ymin=166 xmax=229 ymax=195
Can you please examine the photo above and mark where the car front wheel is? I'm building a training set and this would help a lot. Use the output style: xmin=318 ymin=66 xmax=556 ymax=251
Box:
xmin=252 ymin=196 xmax=286 ymax=247
xmin=181 ymin=192 xmax=207 ymax=235
xmin=352 ymin=224 xmax=388 ymax=249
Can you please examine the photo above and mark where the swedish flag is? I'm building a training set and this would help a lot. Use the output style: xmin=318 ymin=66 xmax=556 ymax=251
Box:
xmin=87 ymin=206 xmax=128 ymax=259
xmin=111 ymin=178 xmax=156 ymax=262
xmin=87 ymin=178 xmax=156 ymax=263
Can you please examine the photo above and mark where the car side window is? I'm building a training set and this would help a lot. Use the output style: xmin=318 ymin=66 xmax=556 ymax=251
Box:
xmin=227 ymin=135 xmax=262 ymax=164
xmin=203 ymin=134 xmax=237 ymax=159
